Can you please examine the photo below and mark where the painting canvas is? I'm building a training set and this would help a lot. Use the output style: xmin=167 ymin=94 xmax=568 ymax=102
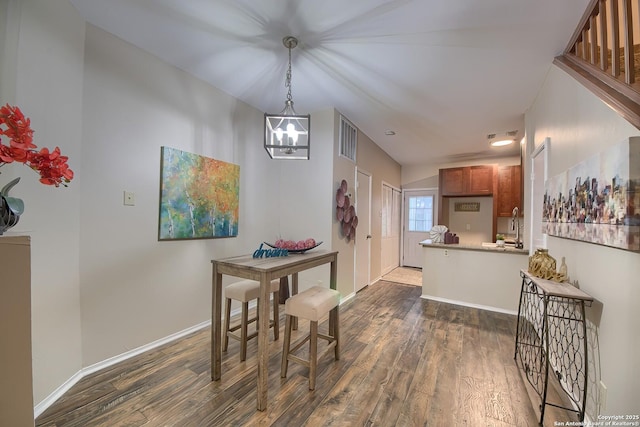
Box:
xmin=542 ymin=138 xmax=640 ymax=251
xmin=158 ymin=147 xmax=239 ymax=240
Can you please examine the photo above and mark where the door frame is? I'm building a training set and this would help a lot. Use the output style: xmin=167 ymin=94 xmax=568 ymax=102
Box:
xmin=530 ymin=137 xmax=549 ymax=253
xmin=401 ymin=187 xmax=438 ymax=267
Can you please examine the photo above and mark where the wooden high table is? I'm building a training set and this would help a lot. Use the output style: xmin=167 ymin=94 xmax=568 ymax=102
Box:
xmin=211 ymin=249 xmax=338 ymax=411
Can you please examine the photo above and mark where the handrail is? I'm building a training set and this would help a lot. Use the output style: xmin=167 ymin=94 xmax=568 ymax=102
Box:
xmin=557 ymin=0 xmax=640 ymax=130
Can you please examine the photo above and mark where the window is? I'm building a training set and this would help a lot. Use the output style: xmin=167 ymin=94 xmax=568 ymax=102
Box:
xmin=408 ymin=196 xmax=434 ymax=232
xmin=339 ymin=116 xmax=357 ymax=162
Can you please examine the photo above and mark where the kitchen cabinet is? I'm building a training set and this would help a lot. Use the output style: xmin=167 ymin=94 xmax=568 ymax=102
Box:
xmin=440 ymin=167 xmax=465 ymax=195
xmin=439 ymin=165 xmax=493 ymax=196
xmin=496 ymin=165 xmax=522 ymax=217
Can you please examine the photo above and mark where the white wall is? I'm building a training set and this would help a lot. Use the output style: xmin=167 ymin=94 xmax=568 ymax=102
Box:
xmin=78 ymin=24 xmax=281 ymax=367
xmin=80 ymin=22 xmax=335 ymax=367
xmin=2 ymin=0 xmax=85 ymax=407
xmin=3 ymin=0 xmax=339 ymax=409
xmin=274 ymin=108 xmax=335 ymax=293
xmin=524 ymin=64 xmax=640 ymax=418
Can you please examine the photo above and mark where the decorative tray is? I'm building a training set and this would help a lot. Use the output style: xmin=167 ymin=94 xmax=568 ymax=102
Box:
xmin=263 ymin=241 xmax=323 ymax=254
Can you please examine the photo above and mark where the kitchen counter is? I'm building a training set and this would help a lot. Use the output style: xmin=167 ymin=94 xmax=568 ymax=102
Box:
xmin=420 ymin=240 xmax=529 ymax=255
xmin=420 ymin=239 xmax=529 ymax=313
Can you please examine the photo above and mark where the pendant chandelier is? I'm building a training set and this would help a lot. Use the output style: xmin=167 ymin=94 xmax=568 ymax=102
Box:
xmin=264 ymin=36 xmax=310 ymax=160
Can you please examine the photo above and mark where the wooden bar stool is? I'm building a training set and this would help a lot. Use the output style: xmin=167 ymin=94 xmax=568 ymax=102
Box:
xmin=280 ymin=286 xmax=340 ymax=390
xmin=223 ymin=279 xmax=280 ymax=361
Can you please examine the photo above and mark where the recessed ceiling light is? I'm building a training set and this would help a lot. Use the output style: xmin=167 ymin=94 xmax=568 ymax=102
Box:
xmin=490 ymin=139 xmax=514 ymax=147
xmin=488 ymin=130 xmax=517 ymax=147
xmin=385 ymin=130 xmax=396 ymax=136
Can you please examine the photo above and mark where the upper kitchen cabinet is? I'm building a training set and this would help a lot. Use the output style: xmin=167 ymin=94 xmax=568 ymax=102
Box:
xmin=439 ymin=165 xmax=494 ymax=196
xmin=440 ymin=167 xmax=465 ymax=195
xmin=496 ymin=165 xmax=522 ymax=217
xmin=468 ymin=166 xmax=494 ymax=195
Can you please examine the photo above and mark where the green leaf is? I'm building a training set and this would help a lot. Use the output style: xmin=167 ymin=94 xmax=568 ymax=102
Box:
xmin=1 ymin=177 xmax=21 ymax=197
xmin=5 ymin=196 xmax=24 ymax=215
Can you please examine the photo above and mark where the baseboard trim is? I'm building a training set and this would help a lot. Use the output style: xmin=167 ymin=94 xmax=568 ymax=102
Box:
xmin=34 ymin=319 xmax=211 ymax=418
xmin=419 ymin=294 xmax=518 ymax=316
xmin=33 ymin=370 xmax=85 ymax=419
xmin=339 ymin=291 xmax=355 ymax=305
xmin=33 ymin=292 xmax=347 ymax=419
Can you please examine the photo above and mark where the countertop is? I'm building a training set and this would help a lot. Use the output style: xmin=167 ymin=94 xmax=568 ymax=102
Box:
xmin=420 ymin=240 xmax=529 ymax=255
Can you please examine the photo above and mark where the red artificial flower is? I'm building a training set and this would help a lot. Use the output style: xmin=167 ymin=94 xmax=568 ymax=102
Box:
xmin=0 ymin=104 xmax=73 ymax=187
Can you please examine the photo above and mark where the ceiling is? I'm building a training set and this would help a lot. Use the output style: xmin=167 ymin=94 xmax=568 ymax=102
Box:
xmin=69 ymin=0 xmax=590 ymax=167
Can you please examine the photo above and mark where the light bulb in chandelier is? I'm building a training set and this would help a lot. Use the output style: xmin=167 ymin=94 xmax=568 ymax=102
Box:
xmin=275 ymin=127 xmax=284 ymax=142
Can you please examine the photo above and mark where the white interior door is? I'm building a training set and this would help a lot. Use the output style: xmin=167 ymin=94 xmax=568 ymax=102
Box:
xmin=355 ymin=169 xmax=371 ymax=292
xmin=402 ymin=189 xmax=437 ymax=268
xmin=381 ymin=184 xmax=401 ymax=275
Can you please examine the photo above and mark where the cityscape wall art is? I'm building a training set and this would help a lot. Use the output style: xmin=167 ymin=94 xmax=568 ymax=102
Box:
xmin=542 ymin=137 xmax=640 ymax=251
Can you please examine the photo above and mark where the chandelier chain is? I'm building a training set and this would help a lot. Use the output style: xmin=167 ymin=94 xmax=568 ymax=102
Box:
xmin=285 ymin=44 xmax=293 ymax=102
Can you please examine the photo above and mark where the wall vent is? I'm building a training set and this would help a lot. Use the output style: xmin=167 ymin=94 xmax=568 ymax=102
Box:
xmin=339 ymin=116 xmax=357 ymax=163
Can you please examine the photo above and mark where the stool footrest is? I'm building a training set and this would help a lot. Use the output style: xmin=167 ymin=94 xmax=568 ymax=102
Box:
xmin=289 ymin=329 xmax=336 ymax=354
xmin=289 ymin=335 xmax=310 ymax=354
xmin=317 ymin=333 xmax=335 ymax=342
xmin=227 ymin=329 xmax=259 ymax=343
xmin=228 ymin=317 xmax=274 ymax=332
xmin=227 ymin=318 xmax=275 ymax=341
xmin=286 ymin=354 xmax=310 ymax=368
xmin=227 ymin=315 xmax=257 ymax=333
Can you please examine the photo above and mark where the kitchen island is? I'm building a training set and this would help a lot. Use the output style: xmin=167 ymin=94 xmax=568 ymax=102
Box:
xmin=420 ymin=240 xmax=529 ymax=313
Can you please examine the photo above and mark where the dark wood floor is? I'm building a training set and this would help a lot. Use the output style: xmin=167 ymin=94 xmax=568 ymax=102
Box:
xmin=36 ymin=280 xmax=576 ymax=426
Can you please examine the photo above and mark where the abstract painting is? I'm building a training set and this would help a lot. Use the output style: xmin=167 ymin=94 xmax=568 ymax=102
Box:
xmin=542 ymin=137 xmax=640 ymax=251
xmin=158 ymin=147 xmax=239 ymax=240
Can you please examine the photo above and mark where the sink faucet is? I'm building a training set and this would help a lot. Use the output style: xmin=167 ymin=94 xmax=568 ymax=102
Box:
xmin=512 ymin=207 xmax=523 ymax=249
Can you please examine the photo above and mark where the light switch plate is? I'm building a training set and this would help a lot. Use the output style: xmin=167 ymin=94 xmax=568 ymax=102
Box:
xmin=124 ymin=191 xmax=135 ymax=206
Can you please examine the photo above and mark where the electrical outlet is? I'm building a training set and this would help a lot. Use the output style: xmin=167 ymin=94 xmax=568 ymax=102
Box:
xmin=123 ymin=191 xmax=135 ymax=206
xmin=317 ymin=280 xmax=323 ymax=286
xmin=466 ymin=223 xmax=471 ymax=231
xmin=444 ymin=249 xmax=449 ymax=257
xmin=599 ymin=381 xmax=607 ymax=411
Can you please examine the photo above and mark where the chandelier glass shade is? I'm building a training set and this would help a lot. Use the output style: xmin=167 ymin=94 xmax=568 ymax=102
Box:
xmin=264 ymin=36 xmax=310 ymax=160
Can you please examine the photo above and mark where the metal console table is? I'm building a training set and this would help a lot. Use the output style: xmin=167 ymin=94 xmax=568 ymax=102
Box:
xmin=514 ymin=269 xmax=593 ymax=425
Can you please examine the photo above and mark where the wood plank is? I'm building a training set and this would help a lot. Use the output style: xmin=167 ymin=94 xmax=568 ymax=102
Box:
xmin=37 ymin=280 xmax=558 ymax=426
